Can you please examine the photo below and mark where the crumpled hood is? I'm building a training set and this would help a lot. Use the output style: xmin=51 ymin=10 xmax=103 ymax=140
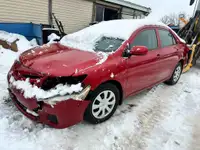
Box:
xmin=19 ymin=43 xmax=106 ymax=76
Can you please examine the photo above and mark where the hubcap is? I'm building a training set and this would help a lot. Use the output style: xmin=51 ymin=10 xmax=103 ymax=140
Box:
xmin=173 ymin=65 xmax=181 ymax=82
xmin=92 ymin=90 xmax=116 ymax=119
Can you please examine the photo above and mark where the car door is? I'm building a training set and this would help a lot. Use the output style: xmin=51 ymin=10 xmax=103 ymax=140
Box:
xmin=125 ymin=28 xmax=163 ymax=96
xmin=157 ymin=29 xmax=180 ymax=79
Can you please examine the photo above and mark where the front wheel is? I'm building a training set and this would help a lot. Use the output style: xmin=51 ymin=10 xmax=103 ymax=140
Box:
xmin=165 ymin=62 xmax=182 ymax=85
xmin=84 ymin=83 xmax=119 ymax=124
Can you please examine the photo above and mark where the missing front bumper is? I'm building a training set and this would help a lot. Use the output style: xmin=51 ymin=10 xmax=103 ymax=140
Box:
xmin=8 ymin=88 xmax=91 ymax=129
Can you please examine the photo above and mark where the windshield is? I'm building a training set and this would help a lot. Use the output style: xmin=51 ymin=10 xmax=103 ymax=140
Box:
xmin=59 ymin=21 xmax=129 ymax=53
xmin=94 ymin=37 xmax=124 ymax=52
xmin=60 ymin=34 xmax=124 ymax=52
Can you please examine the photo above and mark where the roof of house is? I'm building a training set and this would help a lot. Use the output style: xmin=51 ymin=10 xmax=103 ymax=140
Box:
xmin=103 ymin=0 xmax=151 ymax=13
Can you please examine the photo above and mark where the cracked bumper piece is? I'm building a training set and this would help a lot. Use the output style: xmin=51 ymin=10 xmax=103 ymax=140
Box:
xmin=8 ymin=87 xmax=91 ymax=129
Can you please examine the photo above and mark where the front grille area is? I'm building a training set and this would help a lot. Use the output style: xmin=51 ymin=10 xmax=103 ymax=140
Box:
xmin=8 ymin=90 xmax=27 ymax=112
xmin=47 ymin=114 xmax=58 ymax=124
xmin=15 ymin=97 xmax=27 ymax=112
xmin=8 ymin=89 xmax=38 ymax=118
xmin=21 ymin=74 xmax=40 ymax=79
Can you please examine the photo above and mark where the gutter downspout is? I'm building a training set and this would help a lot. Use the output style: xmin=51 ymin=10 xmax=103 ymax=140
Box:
xmin=48 ymin=0 xmax=53 ymax=27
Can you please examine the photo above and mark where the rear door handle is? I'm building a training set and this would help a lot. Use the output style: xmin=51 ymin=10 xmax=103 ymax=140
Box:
xmin=157 ymin=54 xmax=160 ymax=57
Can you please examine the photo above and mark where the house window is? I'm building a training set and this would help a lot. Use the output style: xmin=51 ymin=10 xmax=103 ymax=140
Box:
xmin=95 ymin=4 xmax=119 ymax=22
xmin=96 ymin=4 xmax=104 ymax=22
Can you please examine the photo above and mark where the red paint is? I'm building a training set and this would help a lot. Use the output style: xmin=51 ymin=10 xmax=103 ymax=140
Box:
xmin=7 ymin=25 xmax=188 ymax=128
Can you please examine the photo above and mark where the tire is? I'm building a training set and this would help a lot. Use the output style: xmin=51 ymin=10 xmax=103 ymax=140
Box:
xmin=84 ymin=83 xmax=120 ymax=124
xmin=165 ymin=62 xmax=182 ymax=85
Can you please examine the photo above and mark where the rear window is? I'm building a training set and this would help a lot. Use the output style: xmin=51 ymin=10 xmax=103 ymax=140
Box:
xmin=158 ymin=30 xmax=177 ymax=47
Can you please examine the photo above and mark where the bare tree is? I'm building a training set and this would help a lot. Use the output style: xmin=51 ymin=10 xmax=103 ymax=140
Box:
xmin=160 ymin=15 xmax=170 ymax=25
xmin=160 ymin=12 xmax=189 ymax=26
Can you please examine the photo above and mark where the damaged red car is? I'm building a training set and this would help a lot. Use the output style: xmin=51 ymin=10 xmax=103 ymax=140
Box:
xmin=7 ymin=19 xmax=189 ymax=129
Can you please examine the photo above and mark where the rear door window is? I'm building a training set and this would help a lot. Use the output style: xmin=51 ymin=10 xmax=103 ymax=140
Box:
xmin=158 ymin=30 xmax=177 ymax=47
xmin=131 ymin=29 xmax=158 ymax=50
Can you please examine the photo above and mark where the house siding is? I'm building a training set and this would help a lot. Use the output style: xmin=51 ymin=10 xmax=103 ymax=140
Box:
xmin=0 ymin=0 xmax=48 ymax=24
xmin=52 ymin=0 xmax=93 ymax=33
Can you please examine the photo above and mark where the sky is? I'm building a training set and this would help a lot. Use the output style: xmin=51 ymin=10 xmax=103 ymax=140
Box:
xmin=128 ymin=0 xmax=196 ymax=20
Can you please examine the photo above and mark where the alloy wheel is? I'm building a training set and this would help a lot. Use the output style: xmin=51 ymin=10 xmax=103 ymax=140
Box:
xmin=173 ymin=65 xmax=182 ymax=82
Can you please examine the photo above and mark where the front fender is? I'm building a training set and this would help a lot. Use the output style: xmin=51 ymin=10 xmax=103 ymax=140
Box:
xmin=82 ymin=58 xmax=127 ymax=94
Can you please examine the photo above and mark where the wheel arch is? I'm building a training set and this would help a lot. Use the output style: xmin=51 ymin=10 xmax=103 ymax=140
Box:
xmin=179 ymin=59 xmax=184 ymax=68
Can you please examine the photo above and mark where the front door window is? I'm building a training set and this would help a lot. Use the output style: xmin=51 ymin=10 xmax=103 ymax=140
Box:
xmin=131 ymin=29 xmax=158 ymax=50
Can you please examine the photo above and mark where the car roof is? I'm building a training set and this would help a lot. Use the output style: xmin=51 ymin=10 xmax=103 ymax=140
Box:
xmin=67 ymin=19 xmax=168 ymax=40
xmin=60 ymin=19 xmax=185 ymax=52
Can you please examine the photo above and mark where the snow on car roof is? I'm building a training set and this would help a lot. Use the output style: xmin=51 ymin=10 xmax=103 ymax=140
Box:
xmin=68 ymin=19 xmax=168 ymax=40
xmin=60 ymin=19 xmax=168 ymax=52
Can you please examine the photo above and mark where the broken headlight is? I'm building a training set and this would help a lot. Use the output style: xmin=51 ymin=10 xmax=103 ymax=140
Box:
xmin=42 ymin=85 xmax=91 ymax=103
xmin=41 ymin=75 xmax=87 ymax=91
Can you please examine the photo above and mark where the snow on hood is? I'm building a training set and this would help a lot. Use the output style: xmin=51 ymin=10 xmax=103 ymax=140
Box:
xmin=0 ymin=30 xmax=38 ymax=52
xmin=9 ymin=76 xmax=83 ymax=100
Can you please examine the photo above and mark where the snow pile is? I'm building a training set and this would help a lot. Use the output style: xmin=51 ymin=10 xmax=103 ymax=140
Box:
xmin=48 ymin=33 xmax=60 ymax=44
xmin=29 ymin=38 xmax=39 ymax=47
xmin=0 ymin=31 xmax=39 ymax=68
xmin=9 ymin=76 xmax=83 ymax=100
xmin=0 ymin=30 xmax=38 ymax=52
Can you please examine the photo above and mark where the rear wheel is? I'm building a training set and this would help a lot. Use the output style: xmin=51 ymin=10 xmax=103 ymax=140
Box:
xmin=84 ymin=83 xmax=119 ymax=124
xmin=165 ymin=62 xmax=182 ymax=85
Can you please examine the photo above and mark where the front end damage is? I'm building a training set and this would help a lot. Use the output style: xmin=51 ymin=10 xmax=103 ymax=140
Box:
xmin=7 ymin=60 xmax=91 ymax=129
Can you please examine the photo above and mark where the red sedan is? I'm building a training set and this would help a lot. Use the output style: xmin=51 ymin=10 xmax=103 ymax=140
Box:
xmin=7 ymin=19 xmax=189 ymax=128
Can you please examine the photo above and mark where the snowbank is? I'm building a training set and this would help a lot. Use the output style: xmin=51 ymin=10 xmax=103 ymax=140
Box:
xmin=0 ymin=31 xmax=39 ymax=68
xmin=9 ymin=76 xmax=83 ymax=101
xmin=0 ymin=46 xmax=20 ymax=68
xmin=0 ymin=30 xmax=38 ymax=52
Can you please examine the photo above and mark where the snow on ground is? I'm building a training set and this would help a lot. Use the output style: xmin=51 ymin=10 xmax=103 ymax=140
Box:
xmin=1 ymin=46 xmax=200 ymax=150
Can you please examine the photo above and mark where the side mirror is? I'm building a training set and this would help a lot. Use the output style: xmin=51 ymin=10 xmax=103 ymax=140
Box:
xmin=130 ymin=46 xmax=148 ymax=56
